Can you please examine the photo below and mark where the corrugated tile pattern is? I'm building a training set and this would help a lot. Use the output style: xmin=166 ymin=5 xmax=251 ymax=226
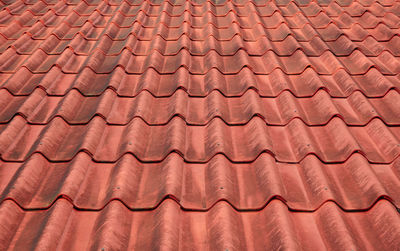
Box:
xmin=1 ymin=199 xmax=400 ymax=250
xmin=1 ymin=116 xmax=399 ymax=162
xmin=0 ymin=0 xmax=400 ymax=250
xmin=1 ymin=152 xmax=399 ymax=210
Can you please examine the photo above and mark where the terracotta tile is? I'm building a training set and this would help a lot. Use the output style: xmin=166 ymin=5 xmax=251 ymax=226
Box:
xmin=1 ymin=152 xmax=399 ymax=210
xmin=0 ymin=199 xmax=399 ymax=250
xmin=0 ymin=0 xmax=399 ymax=249
xmin=0 ymin=116 xmax=399 ymax=162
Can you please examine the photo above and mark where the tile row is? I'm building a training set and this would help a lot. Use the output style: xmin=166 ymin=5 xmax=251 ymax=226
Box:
xmin=2 ymin=33 xmax=400 ymax=57
xmin=2 ymin=20 xmax=399 ymax=42
xmin=1 ymin=152 xmax=399 ymax=210
xmin=0 ymin=1 xmax=364 ymax=17
xmin=0 ymin=198 xmax=399 ymax=250
xmin=0 ymin=89 xmax=399 ymax=125
xmin=2 ymin=67 xmax=399 ymax=97
xmin=2 ymin=0 xmax=115 ymax=16
xmin=2 ymin=0 xmax=400 ymax=25
xmin=117 ymin=0 xmax=399 ymax=7
xmin=2 ymin=48 xmax=400 ymax=74
xmin=0 ymin=115 xmax=399 ymax=162
xmin=2 ymin=7 xmax=400 ymax=29
xmin=2 ymin=0 xmax=399 ymax=8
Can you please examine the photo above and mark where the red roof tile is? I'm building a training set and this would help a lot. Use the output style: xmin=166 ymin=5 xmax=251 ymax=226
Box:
xmin=1 ymin=116 xmax=399 ymax=162
xmin=1 ymin=152 xmax=399 ymax=210
xmin=0 ymin=0 xmax=399 ymax=249
xmin=1 ymin=88 xmax=400 ymax=125
xmin=1 ymin=199 xmax=400 ymax=250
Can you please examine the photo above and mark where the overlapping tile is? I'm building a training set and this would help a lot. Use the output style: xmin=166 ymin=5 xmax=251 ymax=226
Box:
xmin=3 ymin=67 xmax=398 ymax=97
xmin=1 ymin=152 xmax=399 ymax=210
xmin=0 ymin=199 xmax=399 ymax=250
xmin=0 ymin=116 xmax=399 ymax=162
xmin=0 ymin=89 xmax=399 ymax=125
xmin=3 ymin=33 xmax=400 ymax=56
xmin=2 ymin=48 xmax=399 ymax=74
xmin=3 ymin=19 xmax=399 ymax=42
xmin=0 ymin=0 xmax=400 ymax=249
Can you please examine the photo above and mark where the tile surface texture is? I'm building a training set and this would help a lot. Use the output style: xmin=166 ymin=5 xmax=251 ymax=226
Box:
xmin=0 ymin=0 xmax=399 ymax=250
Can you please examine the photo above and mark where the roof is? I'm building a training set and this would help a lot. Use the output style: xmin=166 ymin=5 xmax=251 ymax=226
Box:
xmin=0 ymin=0 xmax=399 ymax=250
